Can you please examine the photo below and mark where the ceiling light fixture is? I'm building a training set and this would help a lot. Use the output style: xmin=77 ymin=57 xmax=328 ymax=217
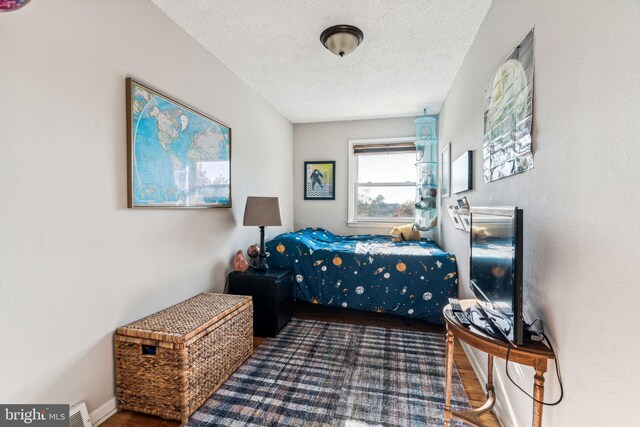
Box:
xmin=320 ymin=25 xmax=364 ymax=57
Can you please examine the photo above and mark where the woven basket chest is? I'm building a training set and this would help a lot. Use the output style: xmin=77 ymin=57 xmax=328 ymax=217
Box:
xmin=114 ymin=293 xmax=253 ymax=424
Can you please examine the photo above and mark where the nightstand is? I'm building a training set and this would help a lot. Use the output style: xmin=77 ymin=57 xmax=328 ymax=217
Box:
xmin=228 ymin=268 xmax=293 ymax=337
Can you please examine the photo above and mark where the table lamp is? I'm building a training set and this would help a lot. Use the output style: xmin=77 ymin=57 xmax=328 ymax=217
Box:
xmin=243 ymin=196 xmax=282 ymax=271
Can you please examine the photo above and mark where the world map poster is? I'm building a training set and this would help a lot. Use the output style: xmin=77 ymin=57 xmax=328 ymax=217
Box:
xmin=483 ymin=29 xmax=534 ymax=183
xmin=127 ymin=79 xmax=231 ymax=208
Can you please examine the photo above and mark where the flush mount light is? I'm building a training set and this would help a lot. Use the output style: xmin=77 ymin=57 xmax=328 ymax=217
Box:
xmin=320 ymin=25 xmax=364 ymax=57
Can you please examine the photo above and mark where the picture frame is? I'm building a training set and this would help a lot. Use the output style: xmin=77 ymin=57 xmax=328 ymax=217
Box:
xmin=452 ymin=150 xmax=473 ymax=194
xmin=456 ymin=197 xmax=471 ymax=232
xmin=459 ymin=213 xmax=471 ymax=232
xmin=304 ymin=161 xmax=335 ymax=200
xmin=483 ymin=29 xmax=535 ymax=182
xmin=440 ymin=143 xmax=451 ymax=198
xmin=126 ymin=78 xmax=231 ymax=208
xmin=447 ymin=205 xmax=465 ymax=231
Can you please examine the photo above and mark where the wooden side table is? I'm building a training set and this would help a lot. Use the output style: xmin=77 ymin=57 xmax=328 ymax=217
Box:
xmin=444 ymin=300 xmax=555 ymax=427
xmin=228 ymin=268 xmax=293 ymax=337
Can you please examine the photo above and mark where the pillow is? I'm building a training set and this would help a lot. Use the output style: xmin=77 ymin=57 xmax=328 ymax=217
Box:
xmin=390 ymin=223 xmax=421 ymax=242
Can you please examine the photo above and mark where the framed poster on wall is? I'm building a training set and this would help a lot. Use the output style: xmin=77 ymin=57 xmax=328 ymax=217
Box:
xmin=483 ymin=29 xmax=535 ymax=182
xmin=440 ymin=143 xmax=451 ymax=198
xmin=452 ymin=151 xmax=473 ymax=194
xmin=304 ymin=161 xmax=335 ymax=200
xmin=126 ymin=78 xmax=231 ymax=208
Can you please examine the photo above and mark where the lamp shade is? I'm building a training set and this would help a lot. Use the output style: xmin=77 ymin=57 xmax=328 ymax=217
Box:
xmin=243 ymin=197 xmax=282 ymax=226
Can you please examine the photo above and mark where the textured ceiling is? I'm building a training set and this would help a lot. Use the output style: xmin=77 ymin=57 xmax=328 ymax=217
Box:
xmin=151 ymin=0 xmax=492 ymax=123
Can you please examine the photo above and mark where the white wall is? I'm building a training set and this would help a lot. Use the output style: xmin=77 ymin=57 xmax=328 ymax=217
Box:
xmin=293 ymin=117 xmax=417 ymax=235
xmin=0 ymin=0 xmax=292 ymax=415
xmin=438 ymin=0 xmax=640 ymax=425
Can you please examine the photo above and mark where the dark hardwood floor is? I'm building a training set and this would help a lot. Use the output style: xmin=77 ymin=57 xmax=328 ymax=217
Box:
xmin=103 ymin=302 xmax=499 ymax=427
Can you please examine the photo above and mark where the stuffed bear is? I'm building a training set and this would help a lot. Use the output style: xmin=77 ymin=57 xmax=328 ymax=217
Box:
xmin=390 ymin=223 xmax=421 ymax=242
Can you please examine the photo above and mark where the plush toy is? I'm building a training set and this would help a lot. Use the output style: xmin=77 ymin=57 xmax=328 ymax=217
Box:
xmin=390 ymin=223 xmax=421 ymax=242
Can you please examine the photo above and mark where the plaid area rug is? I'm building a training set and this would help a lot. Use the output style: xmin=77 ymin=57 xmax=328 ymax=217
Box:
xmin=188 ymin=319 xmax=471 ymax=426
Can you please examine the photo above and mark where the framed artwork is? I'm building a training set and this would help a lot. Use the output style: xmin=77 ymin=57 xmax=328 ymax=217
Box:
xmin=457 ymin=197 xmax=471 ymax=232
xmin=304 ymin=161 xmax=335 ymax=200
xmin=440 ymin=143 xmax=451 ymax=198
xmin=452 ymin=151 xmax=473 ymax=194
xmin=447 ymin=205 xmax=465 ymax=231
xmin=483 ymin=29 xmax=535 ymax=182
xmin=126 ymin=78 xmax=231 ymax=208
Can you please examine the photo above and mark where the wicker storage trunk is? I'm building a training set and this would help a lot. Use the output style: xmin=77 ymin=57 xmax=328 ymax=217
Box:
xmin=114 ymin=293 xmax=253 ymax=424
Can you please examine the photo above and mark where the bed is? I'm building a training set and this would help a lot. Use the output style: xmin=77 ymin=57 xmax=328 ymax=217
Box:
xmin=265 ymin=228 xmax=458 ymax=324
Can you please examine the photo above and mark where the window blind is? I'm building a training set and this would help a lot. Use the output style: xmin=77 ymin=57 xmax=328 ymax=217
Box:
xmin=353 ymin=142 xmax=416 ymax=156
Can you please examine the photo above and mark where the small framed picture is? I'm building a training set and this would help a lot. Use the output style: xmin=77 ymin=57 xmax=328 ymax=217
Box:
xmin=447 ymin=205 xmax=465 ymax=230
xmin=452 ymin=150 xmax=473 ymax=194
xmin=441 ymin=143 xmax=451 ymax=198
xmin=459 ymin=213 xmax=471 ymax=232
xmin=304 ymin=161 xmax=335 ymax=200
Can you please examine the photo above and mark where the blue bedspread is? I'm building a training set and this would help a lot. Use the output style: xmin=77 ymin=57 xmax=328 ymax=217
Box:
xmin=265 ymin=228 xmax=458 ymax=324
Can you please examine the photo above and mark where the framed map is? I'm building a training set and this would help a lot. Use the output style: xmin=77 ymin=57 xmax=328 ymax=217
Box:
xmin=126 ymin=78 xmax=231 ymax=208
xmin=483 ymin=29 xmax=534 ymax=182
xmin=304 ymin=161 xmax=335 ymax=200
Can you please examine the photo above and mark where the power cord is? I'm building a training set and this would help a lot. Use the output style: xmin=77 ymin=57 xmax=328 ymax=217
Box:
xmin=505 ymin=318 xmax=564 ymax=406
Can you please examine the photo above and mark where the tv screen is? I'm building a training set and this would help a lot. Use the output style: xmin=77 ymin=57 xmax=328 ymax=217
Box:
xmin=469 ymin=207 xmax=524 ymax=345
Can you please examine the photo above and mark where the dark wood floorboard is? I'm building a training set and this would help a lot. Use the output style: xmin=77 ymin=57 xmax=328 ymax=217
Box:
xmin=103 ymin=302 xmax=499 ymax=427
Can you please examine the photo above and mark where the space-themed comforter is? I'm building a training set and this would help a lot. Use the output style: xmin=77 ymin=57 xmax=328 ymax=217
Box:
xmin=265 ymin=228 xmax=458 ymax=324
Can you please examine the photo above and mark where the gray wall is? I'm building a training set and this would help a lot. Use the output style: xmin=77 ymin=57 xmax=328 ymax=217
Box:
xmin=439 ymin=0 xmax=640 ymax=425
xmin=293 ymin=117 xmax=417 ymax=235
xmin=0 ymin=0 xmax=293 ymax=416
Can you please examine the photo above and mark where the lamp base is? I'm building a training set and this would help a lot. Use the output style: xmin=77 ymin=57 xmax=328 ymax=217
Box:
xmin=255 ymin=226 xmax=269 ymax=271
xmin=255 ymin=255 xmax=269 ymax=271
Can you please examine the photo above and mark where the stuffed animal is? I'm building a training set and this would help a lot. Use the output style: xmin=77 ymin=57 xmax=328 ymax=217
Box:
xmin=390 ymin=223 xmax=421 ymax=242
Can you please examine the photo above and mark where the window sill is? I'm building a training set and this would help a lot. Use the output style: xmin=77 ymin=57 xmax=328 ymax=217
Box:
xmin=346 ymin=220 xmax=413 ymax=229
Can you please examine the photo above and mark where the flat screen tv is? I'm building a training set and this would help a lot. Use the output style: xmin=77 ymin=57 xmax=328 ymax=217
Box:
xmin=469 ymin=207 xmax=524 ymax=346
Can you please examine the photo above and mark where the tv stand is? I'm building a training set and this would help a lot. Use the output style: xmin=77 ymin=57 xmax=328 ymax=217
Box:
xmin=443 ymin=300 xmax=555 ymax=427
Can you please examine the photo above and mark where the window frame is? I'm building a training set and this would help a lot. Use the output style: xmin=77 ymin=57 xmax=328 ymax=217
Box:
xmin=347 ymin=136 xmax=417 ymax=228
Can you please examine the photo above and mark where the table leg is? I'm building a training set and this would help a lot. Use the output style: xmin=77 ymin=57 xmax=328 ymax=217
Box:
xmin=464 ymin=353 xmax=495 ymax=417
xmin=532 ymin=359 xmax=547 ymax=427
xmin=486 ymin=354 xmax=494 ymax=396
xmin=444 ymin=329 xmax=454 ymax=427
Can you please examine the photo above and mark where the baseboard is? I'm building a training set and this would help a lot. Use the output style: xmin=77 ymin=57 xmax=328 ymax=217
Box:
xmin=90 ymin=397 xmax=117 ymax=426
xmin=461 ymin=342 xmax=520 ymax=427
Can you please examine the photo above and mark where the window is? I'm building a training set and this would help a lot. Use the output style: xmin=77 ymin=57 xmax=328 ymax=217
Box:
xmin=348 ymin=137 xmax=416 ymax=227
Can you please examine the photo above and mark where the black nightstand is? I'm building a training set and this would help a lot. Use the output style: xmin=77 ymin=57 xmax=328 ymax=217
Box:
xmin=228 ymin=268 xmax=293 ymax=337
